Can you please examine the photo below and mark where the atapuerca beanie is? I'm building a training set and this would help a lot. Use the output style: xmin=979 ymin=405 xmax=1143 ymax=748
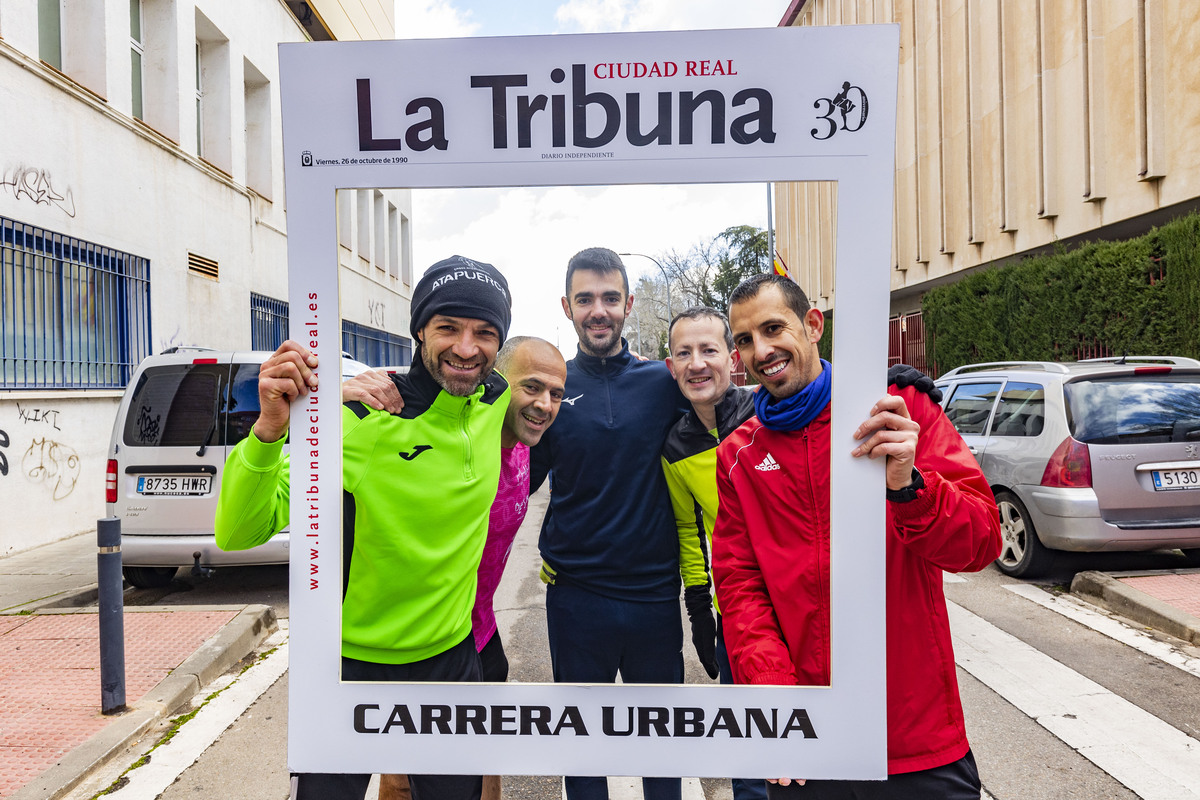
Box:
xmin=409 ymin=256 xmax=512 ymax=345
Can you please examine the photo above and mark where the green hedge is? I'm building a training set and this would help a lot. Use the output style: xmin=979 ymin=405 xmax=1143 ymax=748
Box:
xmin=922 ymin=212 xmax=1200 ymax=374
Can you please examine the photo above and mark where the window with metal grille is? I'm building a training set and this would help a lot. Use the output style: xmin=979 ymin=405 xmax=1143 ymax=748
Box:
xmin=250 ymin=292 xmax=288 ymax=351
xmin=342 ymin=320 xmax=411 ymax=368
xmin=1 ymin=216 xmax=151 ymax=389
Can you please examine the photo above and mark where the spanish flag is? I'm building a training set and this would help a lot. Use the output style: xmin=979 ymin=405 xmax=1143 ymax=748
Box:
xmin=773 ymin=249 xmax=790 ymax=278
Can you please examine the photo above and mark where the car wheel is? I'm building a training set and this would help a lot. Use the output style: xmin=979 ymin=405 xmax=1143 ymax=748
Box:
xmin=123 ymin=566 xmax=178 ymax=589
xmin=994 ymin=491 xmax=1055 ymax=579
xmin=1182 ymin=549 xmax=1200 ymax=567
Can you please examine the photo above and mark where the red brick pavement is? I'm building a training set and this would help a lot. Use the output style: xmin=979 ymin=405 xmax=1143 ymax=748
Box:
xmin=0 ymin=610 xmax=236 ymax=799
xmin=1118 ymin=572 xmax=1200 ymax=619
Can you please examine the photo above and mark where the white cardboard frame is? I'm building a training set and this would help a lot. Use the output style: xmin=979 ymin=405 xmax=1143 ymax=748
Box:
xmin=279 ymin=25 xmax=899 ymax=779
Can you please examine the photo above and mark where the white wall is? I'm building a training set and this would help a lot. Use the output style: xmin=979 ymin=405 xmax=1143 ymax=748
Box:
xmin=0 ymin=0 xmax=412 ymax=554
xmin=0 ymin=393 xmax=121 ymax=556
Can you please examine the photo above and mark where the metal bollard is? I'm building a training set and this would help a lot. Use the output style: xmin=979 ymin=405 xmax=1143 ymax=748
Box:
xmin=97 ymin=517 xmax=127 ymax=714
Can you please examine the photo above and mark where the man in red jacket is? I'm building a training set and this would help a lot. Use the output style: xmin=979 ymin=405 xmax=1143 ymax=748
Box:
xmin=712 ymin=274 xmax=1001 ymax=799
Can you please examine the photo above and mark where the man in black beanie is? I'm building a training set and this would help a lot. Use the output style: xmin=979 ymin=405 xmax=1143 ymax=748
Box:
xmin=216 ymin=255 xmax=511 ymax=800
xmin=409 ymin=255 xmax=512 ymax=396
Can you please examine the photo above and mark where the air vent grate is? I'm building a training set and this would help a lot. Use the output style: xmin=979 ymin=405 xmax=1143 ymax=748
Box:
xmin=188 ymin=252 xmax=219 ymax=280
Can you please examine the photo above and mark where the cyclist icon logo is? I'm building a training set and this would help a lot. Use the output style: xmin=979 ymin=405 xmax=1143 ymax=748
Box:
xmin=811 ymin=81 xmax=869 ymax=141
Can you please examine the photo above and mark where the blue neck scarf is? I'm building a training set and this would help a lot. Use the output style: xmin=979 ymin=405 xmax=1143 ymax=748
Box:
xmin=754 ymin=359 xmax=832 ymax=432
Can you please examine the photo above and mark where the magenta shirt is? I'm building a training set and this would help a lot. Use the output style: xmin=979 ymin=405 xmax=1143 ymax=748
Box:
xmin=471 ymin=443 xmax=530 ymax=651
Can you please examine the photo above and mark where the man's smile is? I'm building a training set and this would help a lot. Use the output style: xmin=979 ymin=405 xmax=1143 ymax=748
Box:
xmin=760 ymin=358 xmax=790 ymax=377
xmin=443 ymin=357 xmax=482 ymax=373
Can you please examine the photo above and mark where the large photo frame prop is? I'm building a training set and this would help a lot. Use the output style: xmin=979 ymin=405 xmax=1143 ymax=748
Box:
xmin=280 ymin=25 xmax=899 ymax=779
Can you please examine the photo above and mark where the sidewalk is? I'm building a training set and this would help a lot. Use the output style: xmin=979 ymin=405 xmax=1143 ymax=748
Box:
xmin=0 ymin=533 xmax=1197 ymax=800
xmin=0 ymin=533 xmax=277 ymax=800
xmin=1071 ymin=568 xmax=1200 ymax=646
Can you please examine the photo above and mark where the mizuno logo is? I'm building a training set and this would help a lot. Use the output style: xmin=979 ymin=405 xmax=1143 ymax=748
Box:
xmin=399 ymin=445 xmax=432 ymax=461
xmin=562 ymin=394 xmax=584 ymax=406
xmin=755 ymin=454 xmax=781 ymax=472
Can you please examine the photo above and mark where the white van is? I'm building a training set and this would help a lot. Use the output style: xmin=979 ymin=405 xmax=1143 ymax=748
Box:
xmin=105 ymin=348 xmax=373 ymax=588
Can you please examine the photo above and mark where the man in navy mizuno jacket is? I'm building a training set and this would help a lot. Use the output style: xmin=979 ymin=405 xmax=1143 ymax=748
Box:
xmin=530 ymin=247 xmax=689 ymax=800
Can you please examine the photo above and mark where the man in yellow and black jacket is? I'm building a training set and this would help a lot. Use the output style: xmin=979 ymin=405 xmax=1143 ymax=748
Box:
xmin=659 ymin=307 xmax=765 ymax=800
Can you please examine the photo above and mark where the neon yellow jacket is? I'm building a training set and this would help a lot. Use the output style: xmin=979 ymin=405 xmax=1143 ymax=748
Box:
xmin=215 ymin=359 xmax=508 ymax=664
xmin=660 ymin=385 xmax=756 ymax=613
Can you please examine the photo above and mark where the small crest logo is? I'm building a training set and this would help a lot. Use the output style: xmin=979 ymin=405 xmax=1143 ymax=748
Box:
xmin=811 ymin=81 xmax=869 ymax=141
xmin=1187 ymin=444 xmax=1198 ymax=460
xmin=300 ymin=150 xmax=313 ymax=167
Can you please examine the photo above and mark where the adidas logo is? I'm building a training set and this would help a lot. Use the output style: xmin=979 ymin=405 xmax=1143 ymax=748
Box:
xmin=754 ymin=454 xmax=781 ymax=472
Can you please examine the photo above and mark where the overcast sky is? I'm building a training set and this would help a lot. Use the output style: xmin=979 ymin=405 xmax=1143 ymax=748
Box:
xmin=392 ymin=1 xmax=786 ymax=357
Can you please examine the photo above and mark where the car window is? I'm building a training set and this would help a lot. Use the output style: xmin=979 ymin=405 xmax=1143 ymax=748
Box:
xmin=989 ymin=381 xmax=1046 ymax=437
xmin=123 ymin=363 xmax=232 ymax=447
xmin=944 ymin=381 xmax=1002 ymax=435
xmin=226 ymin=362 xmax=263 ymax=447
xmin=1065 ymin=374 xmax=1200 ymax=444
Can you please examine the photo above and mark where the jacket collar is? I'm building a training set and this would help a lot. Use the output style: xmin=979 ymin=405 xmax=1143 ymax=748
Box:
xmin=401 ymin=350 xmax=442 ymax=399
xmin=679 ymin=384 xmax=756 ymax=439
xmin=572 ymin=338 xmax=633 ymax=376
xmin=713 ymin=385 xmax=757 ymax=437
xmin=387 ymin=350 xmax=441 ymax=418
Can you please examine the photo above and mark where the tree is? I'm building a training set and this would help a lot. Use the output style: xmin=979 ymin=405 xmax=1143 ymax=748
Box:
xmin=630 ymin=274 xmax=671 ymax=358
xmin=634 ymin=225 xmax=770 ymax=320
xmin=711 ymin=225 xmax=769 ymax=312
xmin=626 ymin=225 xmax=771 ymax=357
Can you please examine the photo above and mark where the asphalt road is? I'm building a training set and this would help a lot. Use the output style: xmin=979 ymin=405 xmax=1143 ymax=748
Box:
xmin=82 ymin=488 xmax=1200 ymax=800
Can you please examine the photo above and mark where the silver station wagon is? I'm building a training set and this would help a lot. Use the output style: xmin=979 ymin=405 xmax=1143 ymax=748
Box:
xmin=935 ymin=357 xmax=1200 ymax=577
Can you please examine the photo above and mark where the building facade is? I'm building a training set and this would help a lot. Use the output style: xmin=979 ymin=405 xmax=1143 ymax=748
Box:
xmin=0 ymin=0 xmax=413 ymax=555
xmin=775 ymin=0 xmax=1200 ymax=367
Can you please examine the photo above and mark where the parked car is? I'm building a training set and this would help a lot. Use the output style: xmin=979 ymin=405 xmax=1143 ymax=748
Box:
xmin=935 ymin=357 xmax=1200 ymax=578
xmin=106 ymin=347 xmax=375 ymax=588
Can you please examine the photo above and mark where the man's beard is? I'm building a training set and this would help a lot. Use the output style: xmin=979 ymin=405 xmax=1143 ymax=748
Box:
xmin=577 ymin=318 xmax=623 ymax=357
xmin=422 ymin=346 xmax=486 ymax=396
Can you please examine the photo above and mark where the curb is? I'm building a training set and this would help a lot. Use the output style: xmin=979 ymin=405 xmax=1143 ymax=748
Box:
xmin=9 ymin=604 xmax=279 ymax=800
xmin=4 ymin=584 xmax=102 ymax=615
xmin=1071 ymin=570 xmax=1200 ymax=646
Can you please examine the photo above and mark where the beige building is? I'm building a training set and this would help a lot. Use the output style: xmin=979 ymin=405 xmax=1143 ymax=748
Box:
xmin=775 ymin=0 xmax=1200 ymax=327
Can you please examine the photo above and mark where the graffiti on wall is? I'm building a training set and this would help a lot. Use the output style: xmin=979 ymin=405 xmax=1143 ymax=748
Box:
xmin=22 ymin=437 xmax=81 ymax=501
xmin=0 ymin=404 xmax=81 ymax=500
xmin=368 ymin=299 xmax=385 ymax=328
xmin=16 ymin=402 xmax=62 ymax=431
xmin=1 ymin=164 xmax=77 ymax=218
xmin=158 ymin=324 xmax=184 ymax=354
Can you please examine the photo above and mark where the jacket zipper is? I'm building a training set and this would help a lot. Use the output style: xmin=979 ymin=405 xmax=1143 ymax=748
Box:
xmin=461 ymin=399 xmax=474 ymax=480
xmin=601 ymin=357 xmax=614 ymax=427
xmin=804 ymin=426 xmax=831 ymax=672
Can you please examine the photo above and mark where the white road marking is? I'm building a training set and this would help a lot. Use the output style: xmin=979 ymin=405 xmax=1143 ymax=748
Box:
xmin=99 ymin=627 xmax=291 ymax=800
xmin=943 ymin=571 xmax=967 ymax=583
xmin=949 ymin=601 xmax=1200 ymax=800
xmin=1003 ymin=583 xmax=1200 ymax=680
